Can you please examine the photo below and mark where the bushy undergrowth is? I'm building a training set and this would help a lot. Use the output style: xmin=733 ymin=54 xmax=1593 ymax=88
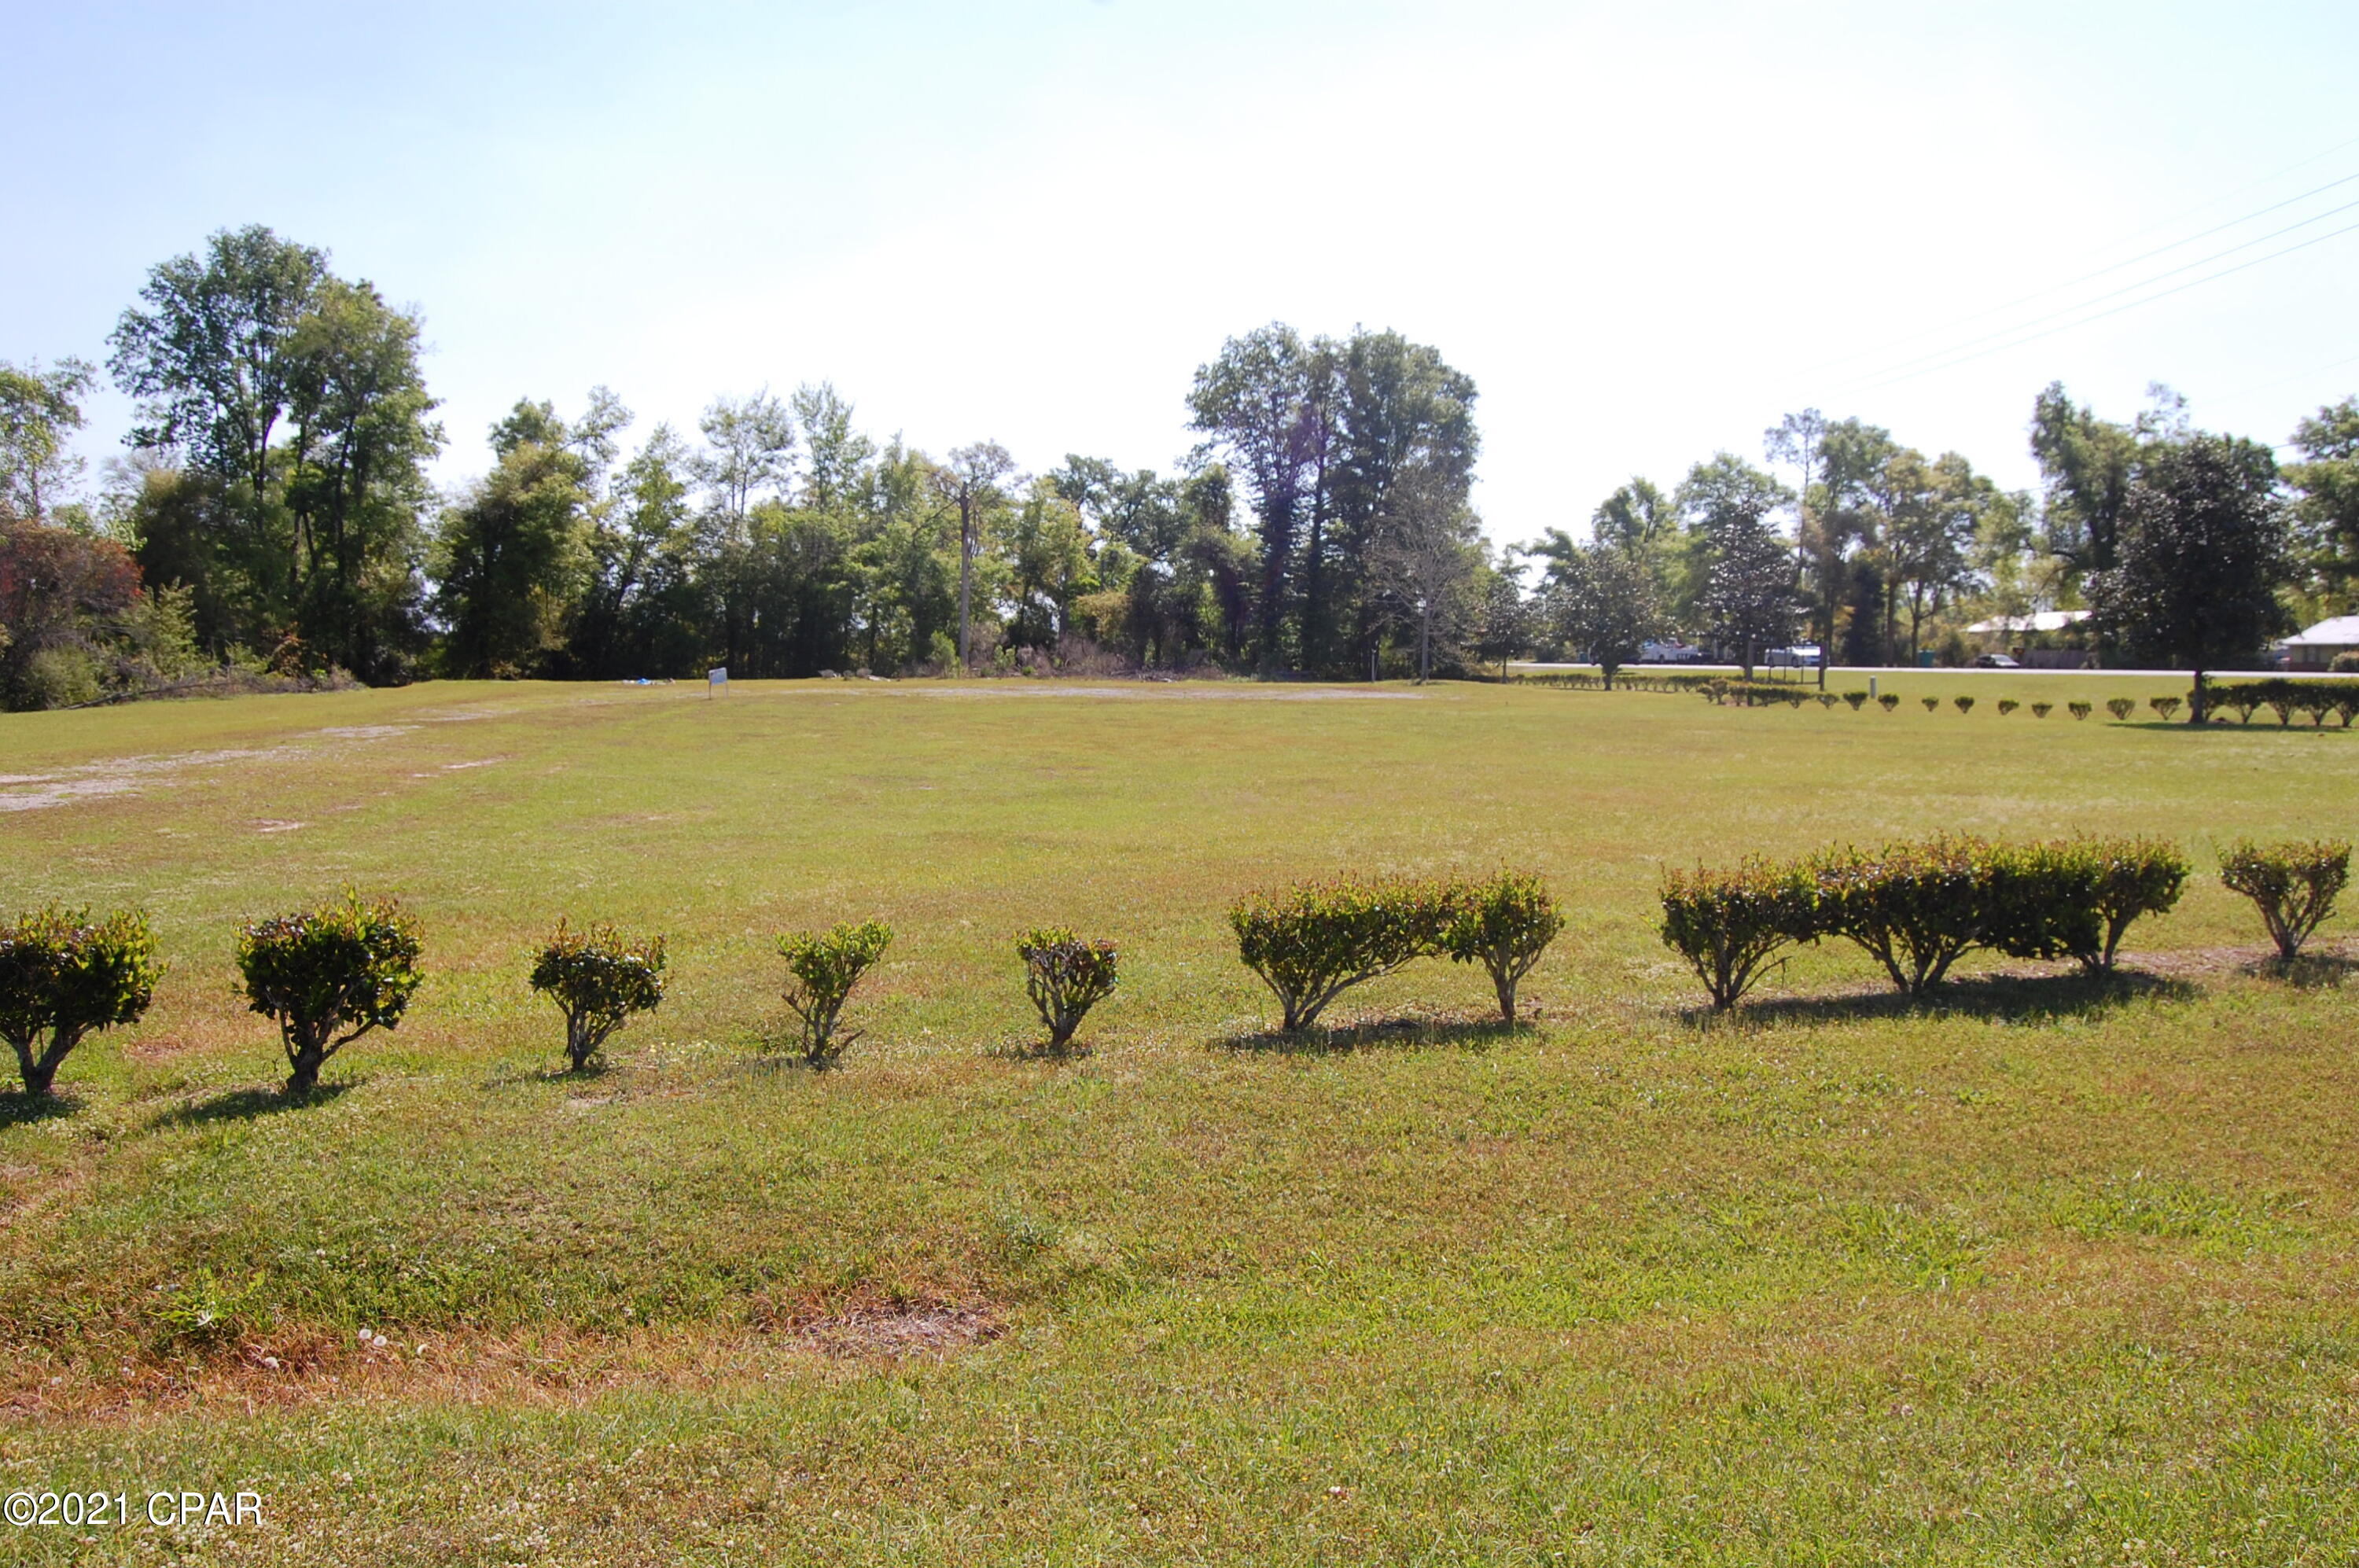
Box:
xmin=777 ymin=920 xmax=893 ymax=1064
xmin=2219 ymin=839 xmax=2351 ymax=959
xmin=0 ymin=907 xmax=161 ymax=1096
xmin=529 ymin=920 xmax=668 ymax=1071
xmin=235 ymin=892 xmax=423 ymax=1094
xmin=1017 ymin=928 xmax=1119 ymax=1051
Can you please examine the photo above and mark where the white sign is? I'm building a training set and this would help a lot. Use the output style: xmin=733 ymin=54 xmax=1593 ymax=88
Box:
xmin=707 ymin=666 xmax=727 ymax=694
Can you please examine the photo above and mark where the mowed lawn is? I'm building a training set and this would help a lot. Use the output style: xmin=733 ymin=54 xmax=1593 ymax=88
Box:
xmin=0 ymin=675 xmax=2354 ymax=1566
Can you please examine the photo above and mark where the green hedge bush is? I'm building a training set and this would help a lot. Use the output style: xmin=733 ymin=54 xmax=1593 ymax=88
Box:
xmin=1017 ymin=927 xmax=1118 ymax=1051
xmin=1660 ymin=835 xmax=2192 ymax=1005
xmin=1230 ymin=876 xmax=1448 ymax=1032
xmin=236 ymin=892 xmax=424 ymax=1094
xmin=1806 ymin=837 xmax=1995 ymax=994
xmin=1987 ymin=838 xmax=2189 ymax=974
xmin=529 ymin=920 xmax=667 ymax=1072
xmin=2203 ymin=678 xmax=2359 ymax=728
xmin=2219 ymin=840 xmax=2350 ymax=960
xmin=0 ymin=907 xmax=162 ymax=1096
xmin=777 ymin=920 xmax=892 ymax=1064
xmin=1439 ymin=870 xmax=1562 ymax=1022
xmin=1659 ymin=859 xmax=1817 ymax=1010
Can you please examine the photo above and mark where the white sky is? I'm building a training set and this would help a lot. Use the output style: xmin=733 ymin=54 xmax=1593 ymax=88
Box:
xmin=7 ymin=0 xmax=2357 ymax=547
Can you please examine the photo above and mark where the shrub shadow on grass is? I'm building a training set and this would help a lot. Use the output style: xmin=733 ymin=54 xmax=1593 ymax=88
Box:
xmin=2259 ymin=953 xmax=2356 ymax=990
xmin=1702 ymin=968 xmax=2198 ymax=1029
xmin=1217 ymin=1014 xmax=1530 ymax=1055
xmin=0 ymin=1091 xmax=83 ymax=1127
xmin=151 ymin=1081 xmax=354 ymax=1129
xmin=988 ymin=1039 xmax=1095 ymax=1062
xmin=490 ymin=1058 xmax=623 ymax=1087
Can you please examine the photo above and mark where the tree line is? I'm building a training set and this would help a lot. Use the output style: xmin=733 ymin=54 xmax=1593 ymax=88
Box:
xmin=1534 ymin=385 xmax=2358 ymax=687
xmin=4 ymin=223 xmax=2357 ymax=709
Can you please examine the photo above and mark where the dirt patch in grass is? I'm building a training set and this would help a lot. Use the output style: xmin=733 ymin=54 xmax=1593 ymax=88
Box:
xmin=0 ymin=727 xmax=421 ymax=812
xmin=2 ymin=1301 xmax=1008 ymax=1421
xmin=764 ymin=1299 xmax=1003 ymax=1358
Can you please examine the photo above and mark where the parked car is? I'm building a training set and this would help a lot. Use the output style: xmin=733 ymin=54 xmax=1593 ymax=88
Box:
xmin=1973 ymin=653 xmax=2021 ymax=668
xmin=1766 ymin=644 xmax=1824 ymax=668
xmin=1640 ymin=640 xmax=1706 ymax=664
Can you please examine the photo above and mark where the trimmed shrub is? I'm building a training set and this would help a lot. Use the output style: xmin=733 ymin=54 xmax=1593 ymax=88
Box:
xmin=0 ymin=907 xmax=162 ymax=1097
xmin=1807 ymin=837 xmax=1994 ymax=995
xmin=529 ymin=919 xmax=667 ymax=1072
xmin=2068 ymin=701 xmax=2091 ymax=720
xmin=1997 ymin=698 xmax=2019 ymax=716
xmin=1920 ymin=697 xmax=1940 ymax=712
xmin=1953 ymin=695 xmax=1976 ymax=715
xmin=2105 ymin=698 xmax=2135 ymax=721
xmin=2334 ymin=651 xmax=2359 ymax=674
xmin=1017 ymin=927 xmax=1118 ymax=1051
xmin=2149 ymin=695 xmax=2181 ymax=721
xmin=2206 ymin=679 xmax=2359 ymax=730
xmin=2030 ymin=701 xmax=2052 ymax=718
xmin=2081 ymin=838 xmax=2192 ymax=971
xmin=2219 ymin=839 xmax=2350 ymax=960
xmin=1659 ymin=859 xmax=1817 ymax=1010
xmin=777 ymin=920 xmax=892 ymax=1063
xmin=1843 ymin=690 xmax=1869 ymax=710
xmin=1440 ymin=870 xmax=1563 ymax=1023
xmin=1878 ymin=693 xmax=1901 ymax=712
xmin=1816 ymin=692 xmax=1839 ymax=709
xmin=1988 ymin=837 xmax=2190 ymax=974
xmin=1230 ymin=875 xmax=1448 ymax=1032
xmin=237 ymin=892 xmax=424 ymax=1094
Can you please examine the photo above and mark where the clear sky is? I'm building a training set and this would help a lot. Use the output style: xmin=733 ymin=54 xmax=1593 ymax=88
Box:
xmin=7 ymin=0 xmax=2357 ymax=543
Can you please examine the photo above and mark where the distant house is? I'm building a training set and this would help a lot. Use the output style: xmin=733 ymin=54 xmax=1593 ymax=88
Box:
xmin=2281 ymin=614 xmax=2359 ymax=672
xmin=1964 ymin=609 xmax=2092 ymax=668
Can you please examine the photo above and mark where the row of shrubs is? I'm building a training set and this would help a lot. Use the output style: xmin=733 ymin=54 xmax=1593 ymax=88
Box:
xmin=1708 ymin=686 xmax=2194 ymax=720
xmin=0 ymin=899 xmax=1125 ymax=1099
xmin=3 ymin=843 xmax=2345 ymax=1099
xmin=1525 ymin=672 xmax=2359 ymax=727
xmin=2205 ymin=679 xmax=2359 ymax=727
xmin=1660 ymin=836 xmax=2351 ymax=1010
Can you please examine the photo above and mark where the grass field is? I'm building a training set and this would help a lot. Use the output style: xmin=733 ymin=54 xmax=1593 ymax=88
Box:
xmin=1 ymin=673 xmax=2354 ymax=1566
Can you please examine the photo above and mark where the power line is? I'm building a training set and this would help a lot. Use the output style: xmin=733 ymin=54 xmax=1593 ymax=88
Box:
xmin=1809 ymin=166 xmax=2359 ymax=375
xmin=1837 ymin=194 xmax=2359 ymax=389
xmin=2100 ymin=128 xmax=2359 ymax=252
xmin=1854 ymin=217 xmax=2359 ymax=392
xmin=2216 ymin=350 xmax=2359 ymax=403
